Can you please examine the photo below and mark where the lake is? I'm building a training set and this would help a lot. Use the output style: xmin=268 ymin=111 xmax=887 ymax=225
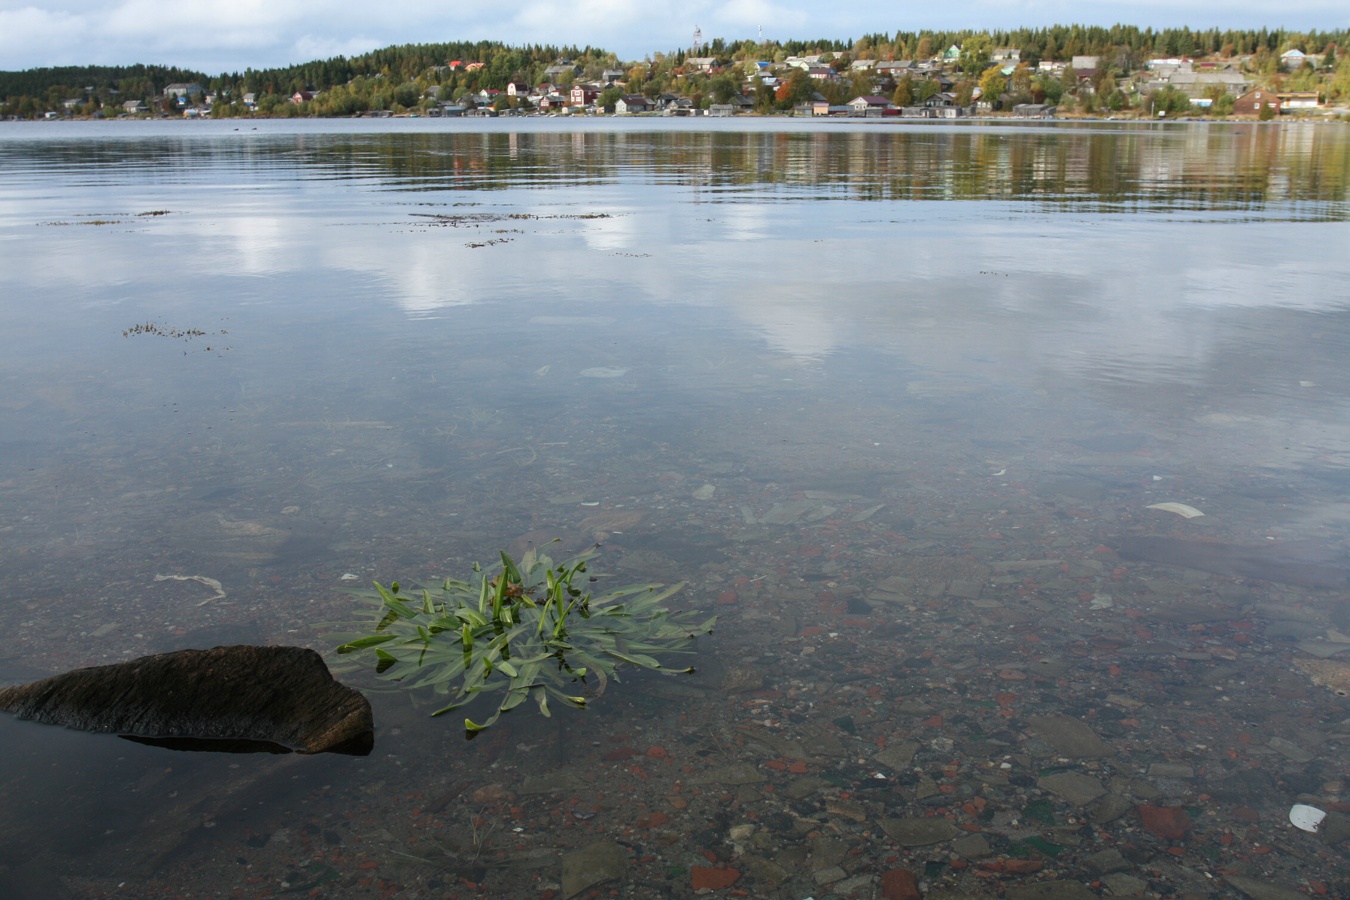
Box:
xmin=1 ymin=116 xmax=1349 ymax=898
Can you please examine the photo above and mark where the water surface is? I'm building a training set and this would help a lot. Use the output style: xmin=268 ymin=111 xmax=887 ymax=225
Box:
xmin=2 ymin=117 xmax=1349 ymax=897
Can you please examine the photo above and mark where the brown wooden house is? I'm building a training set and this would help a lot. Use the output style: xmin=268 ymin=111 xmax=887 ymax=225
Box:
xmin=1232 ymin=89 xmax=1281 ymax=117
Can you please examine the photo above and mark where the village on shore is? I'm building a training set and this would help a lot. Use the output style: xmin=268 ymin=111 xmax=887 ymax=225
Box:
xmin=10 ymin=31 xmax=1350 ymax=123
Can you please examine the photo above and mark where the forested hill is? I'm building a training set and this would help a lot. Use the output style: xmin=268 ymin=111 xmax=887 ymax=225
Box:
xmin=0 ymin=64 xmax=211 ymax=104
xmin=0 ymin=42 xmax=612 ymax=111
xmin=3 ymin=26 xmax=1347 ymax=118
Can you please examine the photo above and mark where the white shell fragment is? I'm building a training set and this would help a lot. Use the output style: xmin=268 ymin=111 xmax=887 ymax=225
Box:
xmin=1146 ymin=502 xmax=1205 ymax=519
xmin=1289 ymin=803 xmax=1327 ymax=833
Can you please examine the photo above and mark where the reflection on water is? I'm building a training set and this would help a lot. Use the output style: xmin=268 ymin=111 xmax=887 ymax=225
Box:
xmin=1 ymin=119 xmax=1349 ymax=896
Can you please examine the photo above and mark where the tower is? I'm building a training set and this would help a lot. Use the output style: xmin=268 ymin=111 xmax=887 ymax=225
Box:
xmin=693 ymin=26 xmax=702 ymax=55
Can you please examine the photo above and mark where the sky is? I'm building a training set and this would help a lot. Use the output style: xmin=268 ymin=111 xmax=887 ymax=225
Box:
xmin=0 ymin=0 xmax=1345 ymax=74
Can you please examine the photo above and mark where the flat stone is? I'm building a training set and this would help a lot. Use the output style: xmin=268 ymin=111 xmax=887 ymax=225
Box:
xmin=880 ymin=817 xmax=958 ymax=846
xmin=0 ymin=645 xmax=372 ymax=755
xmin=1100 ymin=873 xmax=1148 ymax=896
xmin=1025 ymin=715 xmax=1115 ymax=759
xmin=1089 ymin=793 xmax=1135 ymax=824
xmin=813 ymin=865 xmax=847 ymax=885
xmin=689 ymin=762 xmax=766 ymax=786
xmin=880 ymin=867 xmax=922 ymax=900
xmin=518 ymin=772 xmax=588 ymax=794
xmin=1005 ymin=881 xmax=1100 ymax=900
xmin=1267 ymin=736 xmax=1315 ymax=763
xmin=809 ymin=835 xmax=849 ymax=870
xmin=1223 ymin=875 xmax=1311 ymax=900
xmin=950 ymin=833 xmax=992 ymax=858
xmin=1136 ymin=804 xmax=1191 ymax=840
xmin=741 ymin=854 xmax=789 ymax=885
xmin=834 ymin=874 xmax=877 ymax=895
xmin=1082 ymin=848 xmax=1130 ymax=875
xmin=875 ymin=742 xmax=919 ymax=771
xmin=561 ymin=841 xmax=627 ymax=898
xmin=783 ymin=775 xmax=829 ymax=800
xmin=1038 ymin=772 xmax=1106 ymax=806
xmin=720 ymin=667 xmax=764 ymax=693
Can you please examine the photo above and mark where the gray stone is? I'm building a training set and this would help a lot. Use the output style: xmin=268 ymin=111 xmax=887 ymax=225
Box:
xmin=689 ymin=762 xmax=766 ymax=786
xmin=880 ymin=817 xmax=958 ymax=846
xmin=834 ymin=873 xmax=877 ymax=895
xmin=1038 ymin=772 xmax=1106 ymax=806
xmin=1082 ymin=848 xmax=1130 ymax=875
xmin=875 ymin=742 xmax=919 ymax=771
xmin=1005 ymin=881 xmax=1100 ymax=900
xmin=561 ymin=841 xmax=627 ymax=899
xmin=809 ymin=835 xmax=849 ymax=870
xmin=783 ymin=775 xmax=829 ymax=800
xmin=1089 ymin=793 xmax=1135 ymax=824
xmin=1147 ymin=763 xmax=1194 ymax=778
xmin=1025 ymin=715 xmax=1115 ymax=759
xmin=0 ymin=645 xmax=372 ymax=755
xmin=813 ymin=865 xmax=847 ymax=885
xmin=1267 ymin=736 xmax=1315 ymax=763
xmin=1223 ymin=875 xmax=1311 ymax=900
xmin=950 ymin=833 xmax=992 ymax=858
xmin=1101 ymin=873 xmax=1148 ymax=896
xmin=742 ymin=854 xmax=789 ymax=885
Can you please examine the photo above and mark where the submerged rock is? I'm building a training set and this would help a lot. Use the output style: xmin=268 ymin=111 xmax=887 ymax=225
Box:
xmin=0 ymin=645 xmax=372 ymax=755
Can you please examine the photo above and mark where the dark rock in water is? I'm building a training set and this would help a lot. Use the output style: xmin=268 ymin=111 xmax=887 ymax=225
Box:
xmin=0 ymin=645 xmax=372 ymax=755
xmin=1115 ymin=536 xmax=1349 ymax=589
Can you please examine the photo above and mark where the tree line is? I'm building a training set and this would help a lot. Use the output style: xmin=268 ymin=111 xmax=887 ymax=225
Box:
xmin=3 ymin=26 xmax=1348 ymax=119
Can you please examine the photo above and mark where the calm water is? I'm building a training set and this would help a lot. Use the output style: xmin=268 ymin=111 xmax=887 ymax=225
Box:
xmin=2 ymin=118 xmax=1350 ymax=897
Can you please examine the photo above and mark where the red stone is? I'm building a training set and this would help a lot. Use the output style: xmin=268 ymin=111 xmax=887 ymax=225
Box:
xmin=690 ymin=866 xmax=741 ymax=891
xmin=880 ymin=868 xmax=921 ymax=900
xmin=1137 ymin=804 xmax=1192 ymax=840
xmin=646 ymin=745 xmax=668 ymax=759
xmin=1004 ymin=859 xmax=1044 ymax=874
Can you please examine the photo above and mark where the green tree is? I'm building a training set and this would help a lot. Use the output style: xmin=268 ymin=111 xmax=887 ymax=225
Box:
xmin=892 ymin=74 xmax=915 ymax=107
xmin=959 ymin=34 xmax=993 ymax=76
xmin=978 ymin=66 xmax=1007 ymax=108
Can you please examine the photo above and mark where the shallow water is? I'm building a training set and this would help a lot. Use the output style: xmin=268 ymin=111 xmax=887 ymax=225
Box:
xmin=2 ymin=117 xmax=1350 ymax=897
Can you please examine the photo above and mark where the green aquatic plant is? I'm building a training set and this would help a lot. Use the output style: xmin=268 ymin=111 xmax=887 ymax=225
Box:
xmin=332 ymin=545 xmax=715 ymax=736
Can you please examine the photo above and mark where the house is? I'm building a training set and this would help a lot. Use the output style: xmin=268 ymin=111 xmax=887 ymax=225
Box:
xmin=1232 ymin=89 xmax=1280 ymax=116
xmin=848 ymin=95 xmax=893 ymax=116
xmin=164 ymin=83 xmax=204 ymax=103
xmin=505 ymin=82 xmax=531 ymax=97
xmin=1148 ymin=71 xmax=1250 ymax=98
xmin=242 ymin=93 xmax=256 ymax=109
xmin=992 ymin=48 xmax=1021 ymax=62
xmin=875 ymin=61 xmax=914 ymax=78
xmin=601 ymin=69 xmax=626 ymax=83
xmin=684 ymin=57 xmax=719 ymax=74
xmin=1276 ymin=91 xmax=1321 ymax=110
xmin=122 ymin=99 xmax=148 ymax=114
xmin=543 ymin=62 xmax=582 ymax=80
xmin=569 ymin=86 xmax=599 ymax=107
xmin=805 ymin=65 xmax=837 ymax=80
xmin=941 ymin=45 xmax=962 ymax=61
xmin=1013 ymin=103 xmax=1056 ymax=118
xmin=1280 ymin=49 xmax=1308 ymax=69
xmin=290 ymin=91 xmax=316 ymax=104
xmin=614 ymin=94 xmax=651 ymax=114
